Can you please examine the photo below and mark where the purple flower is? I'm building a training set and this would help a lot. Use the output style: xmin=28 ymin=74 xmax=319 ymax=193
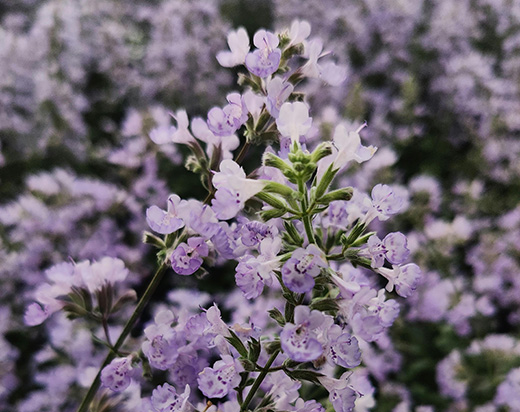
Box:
xmin=170 ymin=237 xmax=209 ymax=275
xmin=245 ymin=29 xmax=281 ymax=78
xmin=364 ymin=232 xmax=410 ymax=268
xmin=235 ymin=237 xmax=281 ymax=299
xmin=207 ymin=93 xmax=248 ymax=136
xmin=211 ymin=160 xmax=266 ymax=220
xmin=318 ymin=374 xmax=357 ymax=412
xmin=197 ymin=355 xmax=243 ymax=399
xmin=280 ymin=306 xmax=328 ymax=362
xmin=146 ymin=194 xmax=185 ymax=234
xmin=377 ymin=263 xmax=422 ymax=298
xmin=150 ymin=383 xmax=191 ymax=412
xmin=322 ymin=201 xmax=349 ymax=229
xmin=364 ymin=184 xmax=405 ymax=223
xmin=100 ymin=356 xmax=134 ymax=392
xmin=239 ymin=220 xmax=278 ymax=247
xmin=266 ymin=77 xmax=294 ymax=118
xmin=216 ymin=27 xmax=250 ymax=67
xmin=179 ymin=199 xmax=220 ymax=239
xmin=326 ymin=325 xmax=362 ymax=368
xmin=24 ymin=303 xmax=49 ymax=326
xmin=282 ymin=245 xmax=327 ymax=293
xmin=276 ymin=101 xmax=312 ymax=144
xmin=302 ymin=39 xmax=347 ymax=86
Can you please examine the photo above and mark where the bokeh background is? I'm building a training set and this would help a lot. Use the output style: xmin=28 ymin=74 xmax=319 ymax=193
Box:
xmin=1 ymin=0 xmax=520 ymax=410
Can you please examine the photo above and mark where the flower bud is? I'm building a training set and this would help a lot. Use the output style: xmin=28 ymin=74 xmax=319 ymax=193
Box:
xmin=317 ymin=187 xmax=354 ymax=204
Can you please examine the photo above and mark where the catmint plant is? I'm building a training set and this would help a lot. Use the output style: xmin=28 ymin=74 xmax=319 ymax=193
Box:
xmin=22 ymin=21 xmax=422 ymax=412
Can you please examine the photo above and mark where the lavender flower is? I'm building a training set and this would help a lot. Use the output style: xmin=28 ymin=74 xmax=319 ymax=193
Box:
xmin=280 ymin=306 xmax=331 ymax=362
xmin=245 ymin=29 xmax=282 ymax=78
xmin=146 ymin=194 xmax=185 ymax=235
xmin=100 ymin=356 xmax=134 ymax=392
xmin=282 ymin=245 xmax=327 ymax=293
xmin=197 ymin=355 xmax=243 ymax=399
xmin=363 ymin=232 xmax=410 ymax=268
xmin=150 ymin=383 xmax=191 ymax=412
xmin=216 ymin=27 xmax=250 ymax=68
xmin=170 ymin=237 xmax=209 ymax=276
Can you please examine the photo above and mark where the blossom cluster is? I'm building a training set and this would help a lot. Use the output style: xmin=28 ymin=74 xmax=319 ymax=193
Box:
xmin=1 ymin=1 xmax=519 ymax=411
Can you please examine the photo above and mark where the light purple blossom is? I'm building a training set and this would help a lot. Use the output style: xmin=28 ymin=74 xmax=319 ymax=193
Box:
xmin=276 ymin=101 xmax=312 ymax=144
xmin=363 ymin=184 xmax=405 ymax=224
xmin=326 ymin=325 xmax=362 ymax=368
xmin=146 ymin=194 xmax=185 ymax=235
xmin=170 ymin=237 xmax=209 ymax=275
xmin=216 ymin=27 xmax=250 ymax=67
xmin=197 ymin=355 xmax=243 ymax=399
xmin=282 ymin=245 xmax=327 ymax=293
xmin=303 ymin=39 xmax=347 ymax=86
xmin=266 ymin=77 xmax=294 ymax=118
xmin=207 ymin=93 xmax=248 ymax=137
xmin=245 ymin=29 xmax=281 ymax=78
xmin=211 ymin=159 xmax=266 ymax=220
xmin=377 ymin=263 xmax=422 ymax=298
xmin=363 ymin=232 xmax=410 ymax=268
xmin=100 ymin=356 xmax=134 ymax=392
xmin=150 ymin=383 xmax=191 ymax=412
xmin=235 ymin=237 xmax=281 ymax=299
xmin=280 ymin=305 xmax=329 ymax=362
xmin=24 ymin=303 xmax=49 ymax=326
xmin=318 ymin=374 xmax=357 ymax=412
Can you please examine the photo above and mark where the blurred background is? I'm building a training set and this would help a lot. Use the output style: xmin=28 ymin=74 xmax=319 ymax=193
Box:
xmin=1 ymin=0 xmax=520 ymax=410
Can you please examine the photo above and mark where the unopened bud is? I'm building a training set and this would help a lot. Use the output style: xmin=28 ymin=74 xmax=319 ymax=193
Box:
xmin=318 ymin=187 xmax=354 ymax=204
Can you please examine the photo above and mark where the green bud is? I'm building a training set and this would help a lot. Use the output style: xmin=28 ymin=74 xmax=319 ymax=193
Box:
xmin=256 ymin=192 xmax=288 ymax=210
xmin=264 ymin=340 xmax=282 ymax=355
xmin=263 ymin=152 xmax=293 ymax=174
xmin=317 ymin=187 xmax=354 ymax=204
xmin=341 ymin=222 xmax=367 ymax=247
xmin=268 ymin=308 xmax=286 ymax=327
xmin=260 ymin=208 xmax=288 ymax=221
xmin=142 ymin=231 xmax=165 ymax=249
xmin=310 ymin=142 xmax=333 ymax=163
xmin=240 ymin=359 xmax=257 ymax=372
xmin=263 ymin=181 xmax=297 ymax=198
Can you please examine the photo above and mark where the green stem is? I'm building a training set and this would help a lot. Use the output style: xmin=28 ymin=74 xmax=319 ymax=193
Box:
xmin=240 ymin=350 xmax=280 ymax=412
xmin=298 ymin=179 xmax=315 ymax=244
xmin=76 ymin=262 xmax=169 ymax=412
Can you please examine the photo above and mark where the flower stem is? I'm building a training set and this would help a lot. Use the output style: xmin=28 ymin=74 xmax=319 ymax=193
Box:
xmin=240 ymin=349 xmax=280 ymax=412
xmin=76 ymin=262 xmax=169 ymax=412
xmin=298 ymin=179 xmax=315 ymax=244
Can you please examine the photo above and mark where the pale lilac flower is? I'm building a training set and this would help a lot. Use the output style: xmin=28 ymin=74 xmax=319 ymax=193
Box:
xmin=245 ymin=29 xmax=282 ymax=78
xmin=100 ymin=356 xmax=134 ymax=392
xmin=216 ymin=27 xmax=250 ymax=67
xmin=190 ymin=116 xmax=239 ymax=160
xmin=317 ymin=123 xmax=376 ymax=179
xmin=146 ymin=194 xmax=185 ymax=235
xmin=207 ymin=93 xmax=248 ymax=137
xmin=170 ymin=237 xmax=209 ymax=276
xmin=276 ymin=101 xmax=312 ymax=144
xmin=280 ymin=305 xmax=327 ymax=362
xmin=239 ymin=220 xmax=278 ymax=247
xmin=318 ymin=373 xmax=357 ymax=412
xmin=363 ymin=184 xmax=405 ymax=224
xmin=80 ymin=257 xmax=129 ymax=293
xmin=377 ymin=263 xmax=422 ymax=298
xmin=289 ymin=20 xmax=311 ymax=45
xmin=266 ymin=77 xmax=294 ymax=118
xmin=282 ymin=244 xmax=327 ymax=293
xmin=178 ymin=199 xmax=220 ymax=239
xmin=24 ymin=303 xmax=49 ymax=326
xmin=326 ymin=325 xmax=362 ymax=368
xmin=363 ymin=232 xmax=410 ymax=268
xmin=294 ymin=399 xmax=325 ymax=412
xmin=235 ymin=237 xmax=282 ymax=299
xmin=211 ymin=159 xmax=266 ymax=220
xmin=322 ymin=201 xmax=349 ymax=229
xmin=170 ymin=110 xmax=195 ymax=144
xmin=197 ymin=355 xmax=243 ymax=398
xmin=303 ymin=39 xmax=347 ymax=86
xmin=150 ymin=383 xmax=191 ymax=412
